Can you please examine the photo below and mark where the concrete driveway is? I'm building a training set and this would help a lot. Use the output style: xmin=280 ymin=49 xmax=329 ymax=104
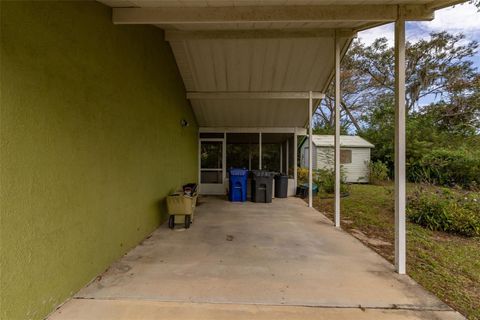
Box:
xmin=48 ymin=197 xmax=464 ymax=319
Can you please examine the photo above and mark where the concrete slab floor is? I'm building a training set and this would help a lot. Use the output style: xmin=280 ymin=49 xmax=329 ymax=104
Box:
xmin=48 ymin=197 xmax=465 ymax=320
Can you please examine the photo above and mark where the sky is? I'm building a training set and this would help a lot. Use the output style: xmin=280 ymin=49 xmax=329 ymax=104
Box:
xmin=323 ymin=2 xmax=480 ymax=125
xmin=358 ymin=2 xmax=480 ymax=68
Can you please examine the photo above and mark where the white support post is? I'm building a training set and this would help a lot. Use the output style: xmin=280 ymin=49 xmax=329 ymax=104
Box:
xmin=334 ymin=34 xmax=341 ymax=228
xmin=286 ymin=139 xmax=289 ymax=176
xmin=223 ymin=132 xmax=227 ymax=182
xmin=248 ymin=145 xmax=252 ymax=171
xmin=395 ymin=14 xmax=406 ymax=275
xmin=198 ymin=132 xmax=201 ymax=185
xmin=280 ymin=144 xmax=283 ymax=173
xmin=308 ymin=91 xmax=313 ymax=208
xmin=294 ymin=132 xmax=298 ymax=189
xmin=259 ymin=132 xmax=262 ymax=170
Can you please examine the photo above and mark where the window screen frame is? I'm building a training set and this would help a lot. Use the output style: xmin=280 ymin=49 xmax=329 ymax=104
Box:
xmin=340 ymin=149 xmax=352 ymax=164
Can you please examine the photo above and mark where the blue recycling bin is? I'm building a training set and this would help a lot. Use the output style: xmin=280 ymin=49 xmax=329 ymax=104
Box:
xmin=229 ymin=168 xmax=248 ymax=202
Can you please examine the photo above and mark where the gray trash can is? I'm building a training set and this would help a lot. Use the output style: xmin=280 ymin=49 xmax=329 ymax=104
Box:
xmin=251 ymin=170 xmax=274 ymax=203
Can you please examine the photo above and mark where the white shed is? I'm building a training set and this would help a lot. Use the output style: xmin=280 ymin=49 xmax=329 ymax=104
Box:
xmin=301 ymin=135 xmax=374 ymax=183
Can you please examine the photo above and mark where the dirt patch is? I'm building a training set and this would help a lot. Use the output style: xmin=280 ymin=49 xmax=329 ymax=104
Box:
xmin=350 ymin=229 xmax=392 ymax=247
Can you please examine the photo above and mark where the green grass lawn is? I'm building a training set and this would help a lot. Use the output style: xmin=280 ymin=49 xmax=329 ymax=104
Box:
xmin=313 ymin=184 xmax=480 ymax=320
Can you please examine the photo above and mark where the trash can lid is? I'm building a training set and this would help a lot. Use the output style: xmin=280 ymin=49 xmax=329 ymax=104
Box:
xmin=251 ymin=170 xmax=275 ymax=177
xmin=229 ymin=168 xmax=249 ymax=176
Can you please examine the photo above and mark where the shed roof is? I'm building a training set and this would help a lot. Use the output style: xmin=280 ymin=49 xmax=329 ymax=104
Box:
xmin=310 ymin=135 xmax=374 ymax=148
xmin=98 ymin=0 xmax=463 ymax=128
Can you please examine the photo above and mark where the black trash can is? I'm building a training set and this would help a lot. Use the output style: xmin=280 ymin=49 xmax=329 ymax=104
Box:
xmin=251 ymin=170 xmax=274 ymax=203
xmin=274 ymin=174 xmax=288 ymax=198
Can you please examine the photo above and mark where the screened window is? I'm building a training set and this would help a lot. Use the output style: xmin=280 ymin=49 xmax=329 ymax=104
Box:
xmin=226 ymin=133 xmax=259 ymax=172
xmin=262 ymin=144 xmax=280 ymax=172
xmin=340 ymin=149 xmax=352 ymax=164
xmin=201 ymin=141 xmax=223 ymax=169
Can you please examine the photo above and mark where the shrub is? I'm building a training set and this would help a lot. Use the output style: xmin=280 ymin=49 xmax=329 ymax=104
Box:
xmin=408 ymin=148 xmax=480 ymax=189
xmin=407 ymin=191 xmax=453 ymax=232
xmin=315 ymin=169 xmax=335 ymax=193
xmin=407 ymin=189 xmax=480 ymax=237
xmin=314 ymin=168 xmax=349 ymax=194
xmin=297 ymin=167 xmax=309 ymax=184
xmin=368 ymin=161 xmax=390 ymax=185
xmin=297 ymin=167 xmax=349 ymax=194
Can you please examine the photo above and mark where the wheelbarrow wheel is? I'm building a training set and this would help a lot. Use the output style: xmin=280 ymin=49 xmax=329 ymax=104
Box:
xmin=168 ymin=215 xmax=175 ymax=229
xmin=184 ymin=215 xmax=191 ymax=229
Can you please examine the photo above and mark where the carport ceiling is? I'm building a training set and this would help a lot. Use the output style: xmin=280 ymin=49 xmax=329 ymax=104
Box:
xmin=99 ymin=0 xmax=463 ymax=128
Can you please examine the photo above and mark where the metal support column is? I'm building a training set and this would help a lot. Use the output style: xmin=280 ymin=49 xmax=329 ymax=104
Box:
xmin=223 ymin=132 xmax=227 ymax=183
xmin=308 ymin=91 xmax=313 ymax=208
xmin=286 ymin=139 xmax=289 ymax=176
xmin=280 ymin=144 xmax=283 ymax=173
xmin=334 ymin=34 xmax=341 ymax=228
xmin=294 ymin=131 xmax=298 ymax=190
xmin=395 ymin=13 xmax=407 ymax=275
xmin=248 ymin=144 xmax=252 ymax=170
xmin=259 ymin=132 xmax=262 ymax=170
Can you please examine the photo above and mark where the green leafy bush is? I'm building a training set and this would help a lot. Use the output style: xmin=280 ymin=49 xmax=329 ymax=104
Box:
xmin=407 ymin=188 xmax=480 ymax=237
xmin=368 ymin=161 xmax=390 ymax=185
xmin=314 ymin=168 xmax=349 ymax=194
xmin=297 ymin=167 xmax=349 ymax=194
xmin=315 ymin=169 xmax=335 ymax=193
xmin=297 ymin=167 xmax=309 ymax=184
xmin=408 ymin=148 xmax=480 ymax=189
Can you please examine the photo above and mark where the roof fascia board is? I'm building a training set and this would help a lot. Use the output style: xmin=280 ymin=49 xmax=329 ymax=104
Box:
xmin=113 ymin=5 xmax=435 ymax=25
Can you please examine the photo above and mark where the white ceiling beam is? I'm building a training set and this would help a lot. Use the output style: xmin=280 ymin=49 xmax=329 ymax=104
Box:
xmin=165 ymin=29 xmax=356 ymax=41
xmin=112 ymin=5 xmax=435 ymax=25
xmin=200 ymin=127 xmax=307 ymax=134
xmin=187 ymin=92 xmax=325 ymax=100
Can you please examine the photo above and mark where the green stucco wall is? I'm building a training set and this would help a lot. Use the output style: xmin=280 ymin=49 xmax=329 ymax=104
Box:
xmin=0 ymin=1 xmax=198 ymax=319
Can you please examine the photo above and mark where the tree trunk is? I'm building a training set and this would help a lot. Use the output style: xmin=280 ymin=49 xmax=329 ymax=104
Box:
xmin=341 ymin=101 xmax=362 ymax=132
